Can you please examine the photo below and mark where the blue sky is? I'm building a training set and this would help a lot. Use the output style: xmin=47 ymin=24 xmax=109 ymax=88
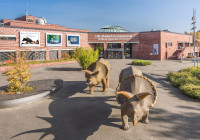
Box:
xmin=0 ymin=0 xmax=200 ymax=33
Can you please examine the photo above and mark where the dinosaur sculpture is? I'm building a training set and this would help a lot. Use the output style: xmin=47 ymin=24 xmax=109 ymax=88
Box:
xmin=116 ymin=66 xmax=157 ymax=130
xmin=83 ymin=58 xmax=110 ymax=94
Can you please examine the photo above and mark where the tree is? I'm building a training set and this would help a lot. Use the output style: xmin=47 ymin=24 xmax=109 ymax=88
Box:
xmin=2 ymin=53 xmax=33 ymax=93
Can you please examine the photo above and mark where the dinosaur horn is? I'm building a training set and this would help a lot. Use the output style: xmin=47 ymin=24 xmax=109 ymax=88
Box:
xmin=92 ymin=71 xmax=99 ymax=76
xmin=136 ymin=92 xmax=152 ymax=100
xmin=117 ymin=91 xmax=133 ymax=99
xmin=82 ymin=70 xmax=93 ymax=75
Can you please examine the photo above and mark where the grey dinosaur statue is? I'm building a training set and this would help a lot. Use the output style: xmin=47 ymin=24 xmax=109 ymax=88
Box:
xmin=116 ymin=66 xmax=157 ymax=130
xmin=83 ymin=58 xmax=110 ymax=94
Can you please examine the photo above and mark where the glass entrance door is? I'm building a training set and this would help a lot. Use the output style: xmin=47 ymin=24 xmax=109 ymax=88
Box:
xmin=124 ymin=43 xmax=132 ymax=58
xmin=107 ymin=51 xmax=122 ymax=59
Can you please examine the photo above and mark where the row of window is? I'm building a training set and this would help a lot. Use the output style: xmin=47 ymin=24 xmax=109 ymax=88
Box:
xmin=166 ymin=42 xmax=191 ymax=47
xmin=0 ymin=50 xmax=74 ymax=62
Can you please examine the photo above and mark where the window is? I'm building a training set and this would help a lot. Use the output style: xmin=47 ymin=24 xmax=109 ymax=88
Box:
xmin=107 ymin=43 xmax=121 ymax=49
xmin=61 ymin=50 xmax=74 ymax=58
xmin=0 ymin=35 xmax=16 ymax=41
xmin=185 ymin=43 xmax=189 ymax=47
xmin=0 ymin=51 xmax=16 ymax=62
xmin=21 ymin=51 xmax=46 ymax=60
xmin=49 ymin=50 xmax=58 ymax=60
xmin=168 ymin=42 xmax=172 ymax=46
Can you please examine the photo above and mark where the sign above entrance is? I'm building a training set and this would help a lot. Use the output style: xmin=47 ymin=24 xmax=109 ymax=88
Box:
xmin=88 ymin=33 xmax=139 ymax=43
xmin=95 ymin=34 xmax=133 ymax=41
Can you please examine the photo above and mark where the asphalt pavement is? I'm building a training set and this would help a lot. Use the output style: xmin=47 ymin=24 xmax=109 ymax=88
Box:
xmin=0 ymin=59 xmax=199 ymax=140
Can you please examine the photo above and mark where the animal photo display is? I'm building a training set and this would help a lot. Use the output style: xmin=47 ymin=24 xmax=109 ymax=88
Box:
xmin=20 ymin=32 xmax=40 ymax=47
xmin=46 ymin=33 xmax=62 ymax=46
xmin=67 ymin=34 xmax=80 ymax=46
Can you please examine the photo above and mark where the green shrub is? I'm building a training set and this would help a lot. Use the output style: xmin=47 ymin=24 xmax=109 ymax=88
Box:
xmin=180 ymin=84 xmax=200 ymax=99
xmin=74 ymin=47 xmax=99 ymax=70
xmin=132 ymin=59 xmax=152 ymax=66
xmin=73 ymin=47 xmax=82 ymax=59
xmin=168 ymin=66 xmax=200 ymax=100
xmin=95 ymin=46 xmax=104 ymax=55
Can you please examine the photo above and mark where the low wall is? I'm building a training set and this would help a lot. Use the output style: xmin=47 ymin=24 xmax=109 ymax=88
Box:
xmin=0 ymin=60 xmax=77 ymax=71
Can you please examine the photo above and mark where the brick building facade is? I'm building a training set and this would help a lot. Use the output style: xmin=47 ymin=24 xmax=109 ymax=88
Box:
xmin=0 ymin=15 xmax=195 ymax=61
xmin=0 ymin=15 xmax=89 ymax=61
xmin=88 ymin=31 xmax=193 ymax=60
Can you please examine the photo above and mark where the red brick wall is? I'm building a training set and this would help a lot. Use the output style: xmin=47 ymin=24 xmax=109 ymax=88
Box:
xmin=0 ymin=23 xmax=193 ymax=61
xmin=178 ymin=46 xmax=200 ymax=59
xmin=133 ymin=32 xmax=161 ymax=60
xmin=15 ymin=15 xmax=38 ymax=22
xmin=0 ymin=26 xmax=89 ymax=51
xmin=88 ymin=32 xmax=192 ymax=60
xmin=0 ymin=26 xmax=89 ymax=60
xmin=88 ymin=32 xmax=139 ymax=59
xmin=2 ymin=16 xmax=90 ymax=32
xmin=160 ymin=32 xmax=192 ymax=60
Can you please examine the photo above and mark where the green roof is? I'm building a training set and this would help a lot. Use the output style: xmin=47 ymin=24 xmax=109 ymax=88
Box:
xmin=99 ymin=25 xmax=128 ymax=32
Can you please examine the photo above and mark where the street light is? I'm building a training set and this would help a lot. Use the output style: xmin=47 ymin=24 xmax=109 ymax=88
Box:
xmin=191 ymin=9 xmax=196 ymax=67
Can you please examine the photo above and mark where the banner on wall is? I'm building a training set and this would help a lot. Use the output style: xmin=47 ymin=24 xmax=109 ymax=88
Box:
xmin=67 ymin=34 xmax=80 ymax=46
xmin=46 ymin=33 xmax=62 ymax=46
xmin=153 ymin=44 xmax=159 ymax=55
xmin=20 ymin=32 xmax=40 ymax=47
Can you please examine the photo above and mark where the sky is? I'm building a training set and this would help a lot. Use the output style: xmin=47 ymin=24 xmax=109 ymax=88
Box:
xmin=0 ymin=0 xmax=200 ymax=33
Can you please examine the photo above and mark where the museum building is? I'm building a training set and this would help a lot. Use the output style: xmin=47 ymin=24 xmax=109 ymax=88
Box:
xmin=0 ymin=15 xmax=195 ymax=61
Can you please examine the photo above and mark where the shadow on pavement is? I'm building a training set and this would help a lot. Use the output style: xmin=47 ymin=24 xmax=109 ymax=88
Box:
xmin=150 ymin=107 xmax=200 ymax=139
xmin=46 ymin=67 xmax=82 ymax=71
xmin=0 ymin=85 xmax=7 ymax=91
xmin=12 ymin=81 xmax=121 ymax=140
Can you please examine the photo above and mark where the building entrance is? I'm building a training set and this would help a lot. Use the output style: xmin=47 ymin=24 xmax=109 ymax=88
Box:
xmin=107 ymin=43 xmax=122 ymax=59
xmin=124 ymin=43 xmax=132 ymax=58
xmin=107 ymin=51 xmax=122 ymax=59
xmin=95 ymin=44 xmax=104 ymax=58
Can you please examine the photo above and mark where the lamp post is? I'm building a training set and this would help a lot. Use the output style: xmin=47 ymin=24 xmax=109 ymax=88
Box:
xmin=191 ymin=8 xmax=196 ymax=67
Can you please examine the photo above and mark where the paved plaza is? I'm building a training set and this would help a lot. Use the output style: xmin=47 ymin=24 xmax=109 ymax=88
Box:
xmin=0 ymin=59 xmax=200 ymax=140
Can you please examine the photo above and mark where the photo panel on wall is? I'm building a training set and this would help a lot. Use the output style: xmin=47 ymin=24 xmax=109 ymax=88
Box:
xmin=67 ymin=34 xmax=80 ymax=47
xmin=20 ymin=32 xmax=40 ymax=47
xmin=46 ymin=33 xmax=62 ymax=47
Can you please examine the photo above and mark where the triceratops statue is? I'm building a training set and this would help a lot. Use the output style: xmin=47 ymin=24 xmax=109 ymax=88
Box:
xmin=116 ymin=66 xmax=157 ymax=130
xmin=83 ymin=58 xmax=110 ymax=94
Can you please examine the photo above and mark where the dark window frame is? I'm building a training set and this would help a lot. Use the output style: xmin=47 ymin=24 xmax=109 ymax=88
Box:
xmin=0 ymin=35 xmax=16 ymax=41
xmin=168 ymin=42 xmax=173 ymax=46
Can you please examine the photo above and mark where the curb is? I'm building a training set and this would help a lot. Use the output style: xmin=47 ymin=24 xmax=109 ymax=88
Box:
xmin=0 ymin=79 xmax=63 ymax=109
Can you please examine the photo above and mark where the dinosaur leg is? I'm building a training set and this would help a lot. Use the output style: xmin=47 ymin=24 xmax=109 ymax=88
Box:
xmin=102 ymin=78 xmax=107 ymax=92
xmin=106 ymin=74 xmax=110 ymax=88
xmin=121 ymin=111 xmax=130 ymax=130
xmin=89 ymin=85 xmax=94 ymax=94
xmin=142 ymin=111 xmax=149 ymax=124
